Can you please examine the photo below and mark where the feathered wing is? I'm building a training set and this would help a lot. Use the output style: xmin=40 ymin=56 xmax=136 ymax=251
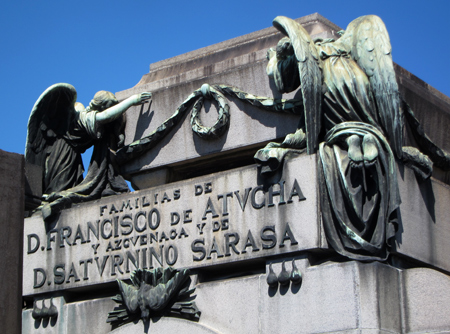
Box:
xmin=272 ymin=16 xmax=322 ymax=154
xmin=338 ymin=15 xmax=403 ymax=158
xmin=144 ymin=269 xmax=190 ymax=312
xmin=25 ymin=83 xmax=78 ymax=192
xmin=117 ymin=280 xmax=139 ymax=313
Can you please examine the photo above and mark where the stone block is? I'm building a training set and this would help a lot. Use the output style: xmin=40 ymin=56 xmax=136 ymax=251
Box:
xmin=65 ymin=298 xmax=117 ymax=334
xmin=393 ymin=164 xmax=450 ymax=274
xmin=23 ymin=154 xmax=322 ymax=296
xmin=110 ymin=318 xmax=219 ymax=334
xmin=22 ymin=296 xmax=65 ymax=334
xmin=259 ymin=261 xmax=402 ymax=333
xmin=402 ymin=268 xmax=450 ymax=333
xmin=195 ymin=275 xmax=262 ymax=334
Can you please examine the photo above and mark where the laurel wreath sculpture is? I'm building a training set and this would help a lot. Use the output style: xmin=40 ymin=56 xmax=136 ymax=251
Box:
xmin=115 ymin=84 xmax=302 ymax=164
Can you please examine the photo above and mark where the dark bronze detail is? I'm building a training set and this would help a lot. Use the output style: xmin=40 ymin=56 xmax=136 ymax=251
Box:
xmin=278 ymin=261 xmax=290 ymax=286
xmin=266 ymin=263 xmax=278 ymax=287
xmin=32 ymin=298 xmax=57 ymax=320
xmin=107 ymin=267 xmax=200 ymax=328
xmin=257 ymin=15 xmax=450 ymax=261
xmin=290 ymin=259 xmax=302 ymax=285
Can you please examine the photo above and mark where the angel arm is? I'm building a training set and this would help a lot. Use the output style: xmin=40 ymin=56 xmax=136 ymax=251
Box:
xmin=95 ymin=92 xmax=152 ymax=125
xmin=117 ymin=280 xmax=139 ymax=313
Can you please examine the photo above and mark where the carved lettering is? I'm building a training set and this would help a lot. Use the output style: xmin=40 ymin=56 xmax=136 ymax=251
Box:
xmin=27 ymin=234 xmax=40 ymax=254
xmin=191 ymin=239 xmax=206 ymax=261
xmin=279 ymin=222 xmax=298 ymax=247
xmin=218 ymin=192 xmax=233 ymax=216
xmin=241 ymin=230 xmax=260 ymax=254
xmin=34 ymin=268 xmax=46 ymax=288
xmin=202 ymin=197 xmax=219 ymax=220
xmin=261 ymin=225 xmax=276 ymax=249
xmin=234 ymin=188 xmax=251 ymax=211
xmin=251 ymin=186 xmax=265 ymax=209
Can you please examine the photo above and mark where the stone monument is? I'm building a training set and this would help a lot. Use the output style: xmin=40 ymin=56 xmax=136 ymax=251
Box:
xmin=21 ymin=13 xmax=450 ymax=333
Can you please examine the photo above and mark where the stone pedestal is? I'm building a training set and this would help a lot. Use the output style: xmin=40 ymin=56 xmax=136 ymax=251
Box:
xmin=21 ymin=13 xmax=450 ymax=334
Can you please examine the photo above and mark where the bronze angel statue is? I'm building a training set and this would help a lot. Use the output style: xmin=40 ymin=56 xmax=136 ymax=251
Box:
xmin=25 ymin=83 xmax=151 ymax=220
xmin=256 ymin=15 xmax=450 ymax=261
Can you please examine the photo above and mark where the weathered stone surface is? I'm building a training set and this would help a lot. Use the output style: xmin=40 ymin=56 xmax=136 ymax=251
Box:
xmin=22 ymin=296 xmax=65 ymax=334
xmin=65 ymin=298 xmax=117 ymax=334
xmin=262 ymin=261 xmax=394 ymax=333
xmin=396 ymin=64 xmax=450 ymax=184
xmin=23 ymin=152 xmax=450 ymax=297
xmin=402 ymin=268 xmax=450 ymax=333
xmin=116 ymin=14 xmax=342 ymax=189
xmin=0 ymin=149 xmax=24 ymax=334
xmin=23 ymin=154 xmax=320 ymax=296
xmin=21 ymin=245 xmax=450 ymax=334
xmin=110 ymin=318 xmax=219 ymax=333
xmin=195 ymin=274 xmax=263 ymax=334
xmin=393 ymin=164 xmax=450 ymax=273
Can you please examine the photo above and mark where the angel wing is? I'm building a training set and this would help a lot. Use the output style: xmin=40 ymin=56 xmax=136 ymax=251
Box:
xmin=272 ymin=16 xmax=322 ymax=154
xmin=25 ymin=83 xmax=81 ymax=193
xmin=338 ymin=15 xmax=403 ymax=158
xmin=143 ymin=269 xmax=190 ymax=311
xmin=117 ymin=279 xmax=139 ymax=313
xmin=26 ymin=83 xmax=77 ymax=161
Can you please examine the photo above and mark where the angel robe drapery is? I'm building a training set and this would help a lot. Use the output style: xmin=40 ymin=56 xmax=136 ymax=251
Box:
xmin=26 ymin=83 xmax=129 ymax=221
xmin=258 ymin=38 xmax=401 ymax=261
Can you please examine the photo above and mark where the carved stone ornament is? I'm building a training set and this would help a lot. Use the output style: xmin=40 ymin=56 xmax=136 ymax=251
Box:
xmin=266 ymin=260 xmax=302 ymax=288
xmin=107 ymin=267 xmax=200 ymax=328
xmin=32 ymin=298 xmax=58 ymax=320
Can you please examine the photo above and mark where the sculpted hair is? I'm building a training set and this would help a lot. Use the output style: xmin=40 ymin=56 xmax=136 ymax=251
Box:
xmin=88 ymin=91 xmax=118 ymax=111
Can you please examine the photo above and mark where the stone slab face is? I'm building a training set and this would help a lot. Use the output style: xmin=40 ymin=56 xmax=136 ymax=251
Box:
xmin=22 ymin=260 xmax=450 ymax=333
xmin=23 ymin=154 xmax=321 ymax=296
xmin=0 ymin=149 xmax=24 ymax=334
xmin=393 ymin=164 xmax=450 ymax=273
xmin=401 ymin=268 xmax=450 ymax=333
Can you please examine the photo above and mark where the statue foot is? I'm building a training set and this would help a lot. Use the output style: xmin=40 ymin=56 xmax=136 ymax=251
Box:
xmin=346 ymin=135 xmax=363 ymax=168
xmin=362 ymin=133 xmax=379 ymax=167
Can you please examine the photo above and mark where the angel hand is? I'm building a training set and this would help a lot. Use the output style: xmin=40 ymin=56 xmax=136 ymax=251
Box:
xmin=134 ymin=92 xmax=152 ymax=105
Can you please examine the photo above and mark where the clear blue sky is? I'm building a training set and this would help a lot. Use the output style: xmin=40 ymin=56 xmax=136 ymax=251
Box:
xmin=1 ymin=0 xmax=449 ymax=163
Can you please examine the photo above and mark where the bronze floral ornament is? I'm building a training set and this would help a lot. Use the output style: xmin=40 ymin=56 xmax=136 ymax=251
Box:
xmin=107 ymin=267 xmax=200 ymax=328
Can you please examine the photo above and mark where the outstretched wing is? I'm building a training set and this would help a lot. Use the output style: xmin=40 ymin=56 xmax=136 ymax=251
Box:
xmin=25 ymin=83 xmax=78 ymax=165
xmin=144 ymin=269 xmax=190 ymax=312
xmin=272 ymin=16 xmax=322 ymax=154
xmin=117 ymin=280 xmax=140 ymax=313
xmin=338 ymin=15 xmax=403 ymax=158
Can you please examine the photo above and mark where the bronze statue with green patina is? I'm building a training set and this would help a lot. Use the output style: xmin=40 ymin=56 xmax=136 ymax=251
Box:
xmin=26 ymin=83 xmax=151 ymax=220
xmin=257 ymin=15 xmax=450 ymax=261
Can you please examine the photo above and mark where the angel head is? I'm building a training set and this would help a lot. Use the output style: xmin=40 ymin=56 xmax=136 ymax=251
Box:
xmin=88 ymin=90 xmax=118 ymax=112
xmin=276 ymin=37 xmax=294 ymax=60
